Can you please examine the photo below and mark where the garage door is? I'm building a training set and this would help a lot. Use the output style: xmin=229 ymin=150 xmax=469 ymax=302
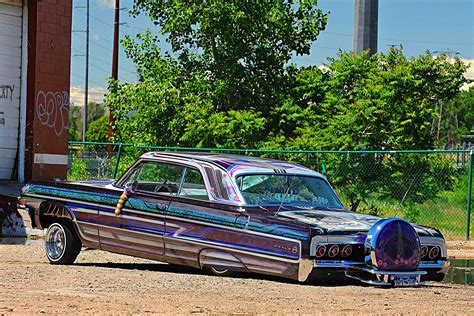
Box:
xmin=0 ymin=3 xmax=22 ymax=180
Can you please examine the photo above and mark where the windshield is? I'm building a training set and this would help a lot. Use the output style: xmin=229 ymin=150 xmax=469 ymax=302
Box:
xmin=236 ymin=174 xmax=344 ymax=208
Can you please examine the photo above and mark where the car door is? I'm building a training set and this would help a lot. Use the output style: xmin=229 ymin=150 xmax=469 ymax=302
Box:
xmin=164 ymin=167 xmax=249 ymax=268
xmin=98 ymin=160 xmax=185 ymax=259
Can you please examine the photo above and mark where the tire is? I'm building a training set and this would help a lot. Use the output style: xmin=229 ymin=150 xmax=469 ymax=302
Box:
xmin=45 ymin=219 xmax=82 ymax=264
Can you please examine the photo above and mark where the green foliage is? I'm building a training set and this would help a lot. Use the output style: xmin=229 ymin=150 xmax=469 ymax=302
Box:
xmin=130 ymin=0 xmax=328 ymax=111
xmin=85 ymin=115 xmax=110 ymax=143
xmin=68 ymin=102 xmax=107 ymax=142
xmin=436 ymin=87 xmax=474 ymax=146
xmin=104 ymin=1 xmax=470 ymax=217
xmin=67 ymin=159 xmax=91 ymax=181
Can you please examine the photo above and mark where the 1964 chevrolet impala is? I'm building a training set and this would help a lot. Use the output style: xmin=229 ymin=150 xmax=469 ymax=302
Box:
xmin=18 ymin=152 xmax=449 ymax=286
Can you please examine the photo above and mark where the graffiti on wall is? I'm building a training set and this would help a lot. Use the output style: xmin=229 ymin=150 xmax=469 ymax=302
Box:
xmin=36 ymin=91 xmax=69 ymax=136
xmin=0 ymin=84 xmax=14 ymax=102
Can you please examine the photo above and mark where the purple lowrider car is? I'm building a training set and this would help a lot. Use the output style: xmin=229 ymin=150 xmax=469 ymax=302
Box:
xmin=18 ymin=152 xmax=449 ymax=286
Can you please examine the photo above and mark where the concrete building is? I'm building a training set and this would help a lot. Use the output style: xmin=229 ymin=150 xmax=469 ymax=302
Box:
xmin=0 ymin=0 xmax=72 ymax=182
xmin=353 ymin=0 xmax=378 ymax=55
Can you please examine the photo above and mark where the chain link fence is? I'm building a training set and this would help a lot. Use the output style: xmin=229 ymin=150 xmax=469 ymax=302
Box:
xmin=68 ymin=141 xmax=473 ymax=240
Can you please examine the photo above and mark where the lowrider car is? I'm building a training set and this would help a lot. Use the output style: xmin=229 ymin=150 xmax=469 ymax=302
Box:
xmin=18 ymin=152 xmax=449 ymax=286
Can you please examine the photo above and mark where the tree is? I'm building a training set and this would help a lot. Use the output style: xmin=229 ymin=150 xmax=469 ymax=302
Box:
xmin=436 ymin=87 xmax=474 ymax=147
xmin=68 ymin=101 xmax=107 ymax=141
xmin=105 ymin=3 xmax=469 ymax=213
xmin=290 ymin=50 xmax=469 ymax=151
xmin=130 ymin=0 xmax=328 ymax=112
xmin=85 ymin=115 xmax=109 ymax=143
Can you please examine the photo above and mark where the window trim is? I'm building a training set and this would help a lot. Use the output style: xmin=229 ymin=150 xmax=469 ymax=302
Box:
xmin=115 ymin=159 xmax=212 ymax=201
xmin=114 ymin=157 xmax=246 ymax=205
xmin=176 ymin=167 xmax=210 ymax=202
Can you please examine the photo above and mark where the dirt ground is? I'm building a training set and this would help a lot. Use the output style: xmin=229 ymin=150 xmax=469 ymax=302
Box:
xmin=0 ymin=243 xmax=472 ymax=315
xmin=446 ymin=240 xmax=474 ymax=259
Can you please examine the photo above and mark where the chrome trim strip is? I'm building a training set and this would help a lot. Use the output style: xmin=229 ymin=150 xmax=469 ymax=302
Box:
xmin=314 ymin=260 xmax=365 ymax=268
xmin=313 ymin=259 xmax=446 ymax=269
xmin=72 ymin=208 xmax=97 ymax=215
xmin=419 ymin=261 xmax=446 ymax=269
xmin=348 ymin=265 xmax=427 ymax=276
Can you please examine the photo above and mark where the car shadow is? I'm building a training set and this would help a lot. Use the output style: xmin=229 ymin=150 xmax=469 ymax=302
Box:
xmin=73 ymin=260 xmax=362 ymax=287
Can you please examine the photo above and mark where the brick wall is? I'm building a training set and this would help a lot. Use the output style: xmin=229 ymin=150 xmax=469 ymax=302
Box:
xmin=25 ymin=0 xmax=72 ymax=181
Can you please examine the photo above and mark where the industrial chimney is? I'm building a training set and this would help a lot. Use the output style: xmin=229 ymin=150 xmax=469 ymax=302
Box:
xmin=353 ymin=0 xmax=378 ymax=55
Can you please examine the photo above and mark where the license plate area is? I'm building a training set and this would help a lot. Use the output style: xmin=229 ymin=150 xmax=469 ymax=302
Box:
xmin=392 ymin=275 xmax=419 ymax=287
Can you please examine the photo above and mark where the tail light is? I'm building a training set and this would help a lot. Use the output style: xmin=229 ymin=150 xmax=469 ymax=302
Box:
xmin=341 ymin=245 xmax=353 ymax=257
xmin=420 ymin=246 xmax=429 ymax=258
xmin=17 ymin=196 xmax=25 ymax=207
xmin=315 ymin=245 xmax=326 ymax=258
xmin=328 ymin=245 xmax=340 ymax=258
xmin=428 ymin=246 xmax=440 ymax=259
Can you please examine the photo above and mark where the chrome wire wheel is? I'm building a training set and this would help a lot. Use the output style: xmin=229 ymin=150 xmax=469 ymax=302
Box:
xmin=45 ymin=223 xmax=67 ymax=262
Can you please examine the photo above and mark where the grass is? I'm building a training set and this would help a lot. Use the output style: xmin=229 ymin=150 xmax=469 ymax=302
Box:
xmin=339 ymin=178 xmax=472 ymax=240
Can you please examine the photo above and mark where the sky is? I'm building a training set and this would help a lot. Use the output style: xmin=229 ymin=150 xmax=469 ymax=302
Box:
xmin=69 ymin=0 xmax=474 ymax=106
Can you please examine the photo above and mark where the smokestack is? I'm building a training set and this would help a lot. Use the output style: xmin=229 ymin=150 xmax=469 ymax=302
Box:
xmin=353 ymin=0 xmax=378 ymax=55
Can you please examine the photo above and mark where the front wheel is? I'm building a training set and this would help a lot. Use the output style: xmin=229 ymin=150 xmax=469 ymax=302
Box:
xmin=45 ymin=220 xmax=81 ymax=264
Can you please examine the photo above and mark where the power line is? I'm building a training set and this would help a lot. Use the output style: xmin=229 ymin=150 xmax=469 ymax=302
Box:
xmin=323 ymin=31 xmax=473 ymax=46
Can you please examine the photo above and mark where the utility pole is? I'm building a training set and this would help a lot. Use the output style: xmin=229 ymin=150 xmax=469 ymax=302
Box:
xmin=83 ymin=0 xmax=90 ymax=142
xmin=353 ymin=0 xmax=378 ymax=55
xmin=108 ymin=0 xmax=119 ymax=152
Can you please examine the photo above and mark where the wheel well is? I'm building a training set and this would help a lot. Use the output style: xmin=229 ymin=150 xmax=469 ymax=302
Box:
xmin=39 ymin=202 xmax=73 ymax=229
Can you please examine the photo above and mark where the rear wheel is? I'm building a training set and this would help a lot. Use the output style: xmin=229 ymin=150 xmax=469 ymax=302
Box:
xmin=45 ymin=220 xmax=81 ymax=264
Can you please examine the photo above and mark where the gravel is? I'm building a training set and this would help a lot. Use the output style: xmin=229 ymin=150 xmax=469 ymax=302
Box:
xmin=0 ymin=243 xmax=473 ymax=314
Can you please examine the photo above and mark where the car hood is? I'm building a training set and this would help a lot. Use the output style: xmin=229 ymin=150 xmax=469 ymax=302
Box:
xmin=276 ymin=209 xmax=440 ymax=237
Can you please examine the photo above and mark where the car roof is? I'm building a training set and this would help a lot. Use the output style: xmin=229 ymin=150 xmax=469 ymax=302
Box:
xmin=140 ymin=151 xmax=322 ymax=177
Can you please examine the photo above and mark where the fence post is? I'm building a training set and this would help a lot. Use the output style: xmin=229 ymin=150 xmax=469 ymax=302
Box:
xmin=466 ymin=150 xmax=473 ymax=240
xmin=112 ymin=143 xmax=123 ymax=179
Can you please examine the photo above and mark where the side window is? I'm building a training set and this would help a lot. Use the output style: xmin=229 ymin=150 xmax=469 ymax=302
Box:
xmin=178 ymin=168 xmax=209 ymax=201
xmin=134 ymin=162 xmax=185 ymax=195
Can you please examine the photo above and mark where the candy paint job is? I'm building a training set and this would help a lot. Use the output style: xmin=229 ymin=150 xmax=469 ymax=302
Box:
xmin=19 ymin=152 xmax=449 ymax=285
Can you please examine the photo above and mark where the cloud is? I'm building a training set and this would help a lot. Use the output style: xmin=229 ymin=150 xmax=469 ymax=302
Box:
xmin=70 ymin=85 xmax=107 ymax=106
xmin=97 ymin=0 xmax=114 ymax=9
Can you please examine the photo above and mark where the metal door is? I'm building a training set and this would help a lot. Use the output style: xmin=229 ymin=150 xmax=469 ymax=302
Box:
xmin=0 ymin=3 xmax=22 ymax=179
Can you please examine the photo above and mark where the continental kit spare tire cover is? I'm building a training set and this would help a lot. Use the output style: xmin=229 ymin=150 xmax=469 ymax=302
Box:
xmin=365 ymin=218 xmax=421 ymax=271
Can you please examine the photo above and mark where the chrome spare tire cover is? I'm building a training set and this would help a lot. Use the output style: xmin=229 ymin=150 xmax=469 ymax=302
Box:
xmin=365 ymin=218 xmax=421 ymax=271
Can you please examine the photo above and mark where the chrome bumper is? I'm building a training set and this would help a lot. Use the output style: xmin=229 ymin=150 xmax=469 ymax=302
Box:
xmin=311 ymin=259 xmax=449 ymax=286
xmin=345 ymin=265 xmax=426 ymax=286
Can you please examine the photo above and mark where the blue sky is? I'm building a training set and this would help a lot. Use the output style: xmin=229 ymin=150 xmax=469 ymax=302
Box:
xmin=70 ymin=0 xmax=474 ymax=105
